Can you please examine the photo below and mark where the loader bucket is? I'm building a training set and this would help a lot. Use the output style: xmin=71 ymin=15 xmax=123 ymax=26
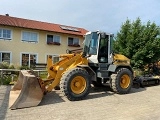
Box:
xmin=9 ymin=70 xmax=43 ymax=109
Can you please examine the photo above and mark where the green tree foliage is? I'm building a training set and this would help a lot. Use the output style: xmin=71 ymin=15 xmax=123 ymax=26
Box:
xmin=114 ymin=18 xmax=160 ymax=69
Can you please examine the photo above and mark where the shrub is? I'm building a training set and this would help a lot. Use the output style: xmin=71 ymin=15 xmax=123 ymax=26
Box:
xmin=9 ymin=64 xmax=15 ymax=69
xmin=0 ymin=62 xmax=10 ymax=69
xmin=0 ymin=62 xmax=15 ymax=69
xmin=133 ymin=69 xmax=144 ymax=77
xmin=18 ymin=66 xmax=30 ymax=70
xmin=0 ymin=75 xmax=12 ymax=85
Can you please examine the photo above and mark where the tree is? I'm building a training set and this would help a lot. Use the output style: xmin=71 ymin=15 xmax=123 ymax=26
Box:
xmin=114 ymin=18 xmax=160 ymax=69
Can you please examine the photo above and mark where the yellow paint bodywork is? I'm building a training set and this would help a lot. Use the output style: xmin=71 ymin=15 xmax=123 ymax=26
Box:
xmin=113 ymin=54 xmax=130 ymax=65
xmin=46 ymin=53 xmax=88 ymax=92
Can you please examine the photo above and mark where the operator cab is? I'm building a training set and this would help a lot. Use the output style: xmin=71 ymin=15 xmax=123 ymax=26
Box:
xmin=83 ymin=31 xmax=114 ymax=64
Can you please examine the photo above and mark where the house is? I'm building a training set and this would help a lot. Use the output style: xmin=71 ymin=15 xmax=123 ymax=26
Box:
xmin=0 ymin=14 xmax=88 ymax=67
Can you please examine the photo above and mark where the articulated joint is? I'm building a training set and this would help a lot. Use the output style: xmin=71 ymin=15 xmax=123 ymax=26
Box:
xmin=50 ymin=66 xmax=54 ymax=71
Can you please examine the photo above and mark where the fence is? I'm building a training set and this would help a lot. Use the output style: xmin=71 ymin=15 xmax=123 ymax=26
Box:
xmin=0 ymin=69 xmax=47 ymax=85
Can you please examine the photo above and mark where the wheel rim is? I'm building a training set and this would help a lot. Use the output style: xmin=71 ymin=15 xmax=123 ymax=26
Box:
xmin=120 ymin=74 xmax=130 ymax=89
xmin=71 ymin=76 xmax=86 ymax=94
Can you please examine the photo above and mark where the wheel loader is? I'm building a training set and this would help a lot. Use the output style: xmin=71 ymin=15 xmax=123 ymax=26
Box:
xmin=9 ymin=31 xmax=134 ymax=109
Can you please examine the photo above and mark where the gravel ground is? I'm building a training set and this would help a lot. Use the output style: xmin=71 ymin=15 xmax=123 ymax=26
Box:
xmin=1 ymin=85 xmax=160 ymax=120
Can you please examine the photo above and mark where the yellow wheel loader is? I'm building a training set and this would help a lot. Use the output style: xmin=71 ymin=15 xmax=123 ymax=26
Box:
xmin=9 ymin=31 xmax=133 ymax=109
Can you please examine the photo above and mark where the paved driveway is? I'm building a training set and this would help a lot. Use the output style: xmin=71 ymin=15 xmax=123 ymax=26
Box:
xmin=0 ymin=85 xmax=160 ymax=120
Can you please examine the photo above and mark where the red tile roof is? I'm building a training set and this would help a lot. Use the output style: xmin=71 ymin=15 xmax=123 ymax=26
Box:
xmin=0 ymin=15 xmax=88 ymax=36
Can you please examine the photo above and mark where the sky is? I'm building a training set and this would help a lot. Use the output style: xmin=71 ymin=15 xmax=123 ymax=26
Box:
xmin=0 ymin=0 xmax=160 ymax=34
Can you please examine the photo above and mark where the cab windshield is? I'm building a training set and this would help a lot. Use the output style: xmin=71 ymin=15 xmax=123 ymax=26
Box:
xmin=83 ymin=32 xmax=98 ymax=56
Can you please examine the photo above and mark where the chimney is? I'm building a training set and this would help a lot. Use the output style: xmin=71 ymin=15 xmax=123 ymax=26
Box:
xmin=5 ymin=14 xmax=9 ymax=16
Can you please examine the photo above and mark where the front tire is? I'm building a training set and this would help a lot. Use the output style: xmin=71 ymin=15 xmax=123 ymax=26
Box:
xmin=110 ymin=68 xmax=133 ymax=94
xmin=60 ymin=68 xmax=90 ymax=101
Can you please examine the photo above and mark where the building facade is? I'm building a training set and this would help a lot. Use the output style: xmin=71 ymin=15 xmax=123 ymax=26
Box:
xmin=0 ymin=14 xmax=88 ymax=67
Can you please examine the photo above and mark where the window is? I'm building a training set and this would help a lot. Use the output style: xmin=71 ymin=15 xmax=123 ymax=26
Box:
xmin=0 ymin=52 xmax=11 ymax=64
xmin=47 ymin=35 xmax=60 ymax=45
xmin=22 ymin=31 xmax=38 ymax=42
xmin=46 ymin=55 xmax=59 ymax=63
xmin=68 ymin=37 xmax=80 ymax=47
xmin=0 ymin=28 xmax=12 ymax=40
xmin=21 ymin=53 xmax=37 ymax=67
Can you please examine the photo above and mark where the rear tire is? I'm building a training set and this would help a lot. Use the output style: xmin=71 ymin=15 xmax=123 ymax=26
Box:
xmin=60 ymin=67 xmax=90 ymax=101
xmin=110 ymin=68 xmax=133 ymax=94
